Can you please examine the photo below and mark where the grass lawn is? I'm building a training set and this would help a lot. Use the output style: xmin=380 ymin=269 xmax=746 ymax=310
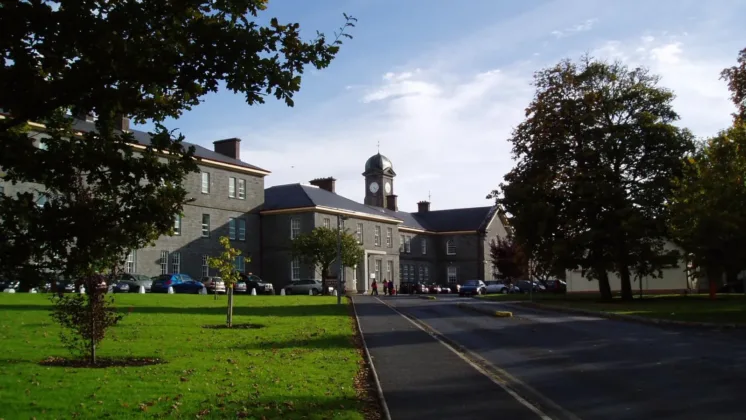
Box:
xmin=0 ymin=293 xmax=368 ymax=419
xmin=480 ymin=292 xmax=746 ymax=324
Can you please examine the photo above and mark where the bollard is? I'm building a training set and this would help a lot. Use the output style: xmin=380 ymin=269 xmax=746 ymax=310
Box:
xmin=332 ymin=289 xmax=338 ymax=296
xmin=79 ymin=286 xmax=86 ymax=294
xmin=139 ymin=285 xmax=145 ymax=294
xmin=3 ymin=288 xmax=15 ymax=293
xmin=30 ymin=288 xmax=38 ymax=294
xmin=200 ymin=286 xmax=207 ymax=295
xmin=308 ymin=289 xmax=313 ymax=296
xmin=280 ymin=288 xmax=286 ymax=296
xmin=251 ymin=288 xmax=257 ymax=296
xmin=167 ymin=286 xmax=174 ymax=294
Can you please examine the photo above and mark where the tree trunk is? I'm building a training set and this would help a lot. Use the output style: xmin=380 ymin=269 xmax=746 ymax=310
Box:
xmin=619 ymin=264 xmax=633 ymax=301
xmin=226 ymin=286 xmax=234 ymax=327
xmin=321 ymin=265 xmax=331 ymax=295
xmin=89 ymin=293 xmax=96 ymax=364
xmin=597 ymin=271 xmax=613 ymax=301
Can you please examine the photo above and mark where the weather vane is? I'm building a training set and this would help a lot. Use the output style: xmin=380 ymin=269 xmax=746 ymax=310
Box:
xmin=428 ymin=190 xmax=431 ymax=202
xmin=377 ymin=140 xmax=380 ymax=153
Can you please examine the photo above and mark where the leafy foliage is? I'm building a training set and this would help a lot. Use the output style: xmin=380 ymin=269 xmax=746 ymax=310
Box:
xmin=291 ymin=226 xmax=365 ymax=291
xmin=208 ymin=236 xmax=245 ymax=327
xmin=48 ymin=275 xmax=125 ymax=364
xmin=489 ymin=236 xmax=525 ymax=281
xmin=0 ymin=1 xmax=355 ymax=287
xmin=496 ymin=56 xmax=694 ymax=300
xmin=721 ymin=47 xmax=746 ymax=123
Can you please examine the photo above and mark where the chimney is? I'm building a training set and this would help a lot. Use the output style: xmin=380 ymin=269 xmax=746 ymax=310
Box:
xmin=417 ymin=200 xmax=430 ymax=213
xmin=386 ymin=194 xmax=398 ymax=211
xmin=115 ymin=114 xmax=130 ymax=132
xmin=213 ymin=138 xmax=241 ymax=160
xmin=309 ymin=177 xmax=336 ymax=193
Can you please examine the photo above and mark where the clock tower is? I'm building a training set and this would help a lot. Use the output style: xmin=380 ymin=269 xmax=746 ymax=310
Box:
xmin=363 ymin=152 xmax=396 ymax=208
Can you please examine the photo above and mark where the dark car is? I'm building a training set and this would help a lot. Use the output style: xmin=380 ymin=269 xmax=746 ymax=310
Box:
xmin=543 ymin=279 xmax=567 ymax=294
xmin=239 ymin=273 xmax=275 ymax=295
xmin=399 ymin=282 xmax=427 ymax=294
xmin=459 ymin=280 xmax=486 ymax=296
xmin=151 ymin=274 xmax=197 ymax=293
xmin=113 ymin=273 xmax=153 ymax=293
xmin=515 ymin=279 xmax=545 ymax=294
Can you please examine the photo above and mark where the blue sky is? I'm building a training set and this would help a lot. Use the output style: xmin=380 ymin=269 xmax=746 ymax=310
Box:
xmin=139 ymin=0 xmax=746 ymax=212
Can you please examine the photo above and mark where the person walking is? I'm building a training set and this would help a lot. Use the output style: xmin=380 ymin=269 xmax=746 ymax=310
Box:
xmin=388 ymin=280 xmax=394 ymax=296
xmin=371 ymin=280 xmax=378 ymax=296
xmin=382 ymin=279 xmax=389 ymax=296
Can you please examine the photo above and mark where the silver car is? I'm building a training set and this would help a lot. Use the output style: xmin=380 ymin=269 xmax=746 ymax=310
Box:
xmin=283 ymin=279 xmax=326 ymax=295
xmin=201 ymin=276 xmax=226 ymax=294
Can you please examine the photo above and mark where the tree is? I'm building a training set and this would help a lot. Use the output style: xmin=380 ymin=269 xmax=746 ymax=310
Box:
xmin=208 ymin=236 xmax=244 ymax=327
xmin=291 ymin=227 xmax=365 ymax=294
xmin=497 ymin=56 xmax=694 ymax=301
xmin=0 ymin=1 xmax=355 ymax=286
xmin=489 ymin=235 xmax=525 ymax=281
xmin=721 ymin=47 xmax=746 ymax=123
xmin=669 ymin=126 xmax=746 ymax=299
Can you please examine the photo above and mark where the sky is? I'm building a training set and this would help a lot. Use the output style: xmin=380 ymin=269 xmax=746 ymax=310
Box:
xmin=139 ymin=0 xmax=746 ymax=213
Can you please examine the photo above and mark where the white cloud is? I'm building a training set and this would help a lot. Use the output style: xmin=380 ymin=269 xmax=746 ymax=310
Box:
xmin=241 ymin=32 xmax=738 ymax=213
xmin=551 ymin=18 xmax=598 ymax=38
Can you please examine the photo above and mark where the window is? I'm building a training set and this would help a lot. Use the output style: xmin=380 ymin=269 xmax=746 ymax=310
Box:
xmin=386 ymin=261 xmax=393 ymax=281
xmin=421 ymin=238 xmax=427 ymax=254
xmin=419 ymin=265 xmax=424 ymax=282
xmin=229 ymin=218 xmax=236 ymax=240
xmin=405 ymin=265 xmax=412 ymax=282
xmin=386 ymin=227 xmax=393 ymax=248
xmin=36 ymin=193 xmax=48 ymax=208
xmin=291 ymin=259 xmax=300 ymax=280
xmin=446 ymin=239 xmax=456 ymax=255
xmin=238 ymin=179 xmax=246 ymax=199
xmin=291 ymin=218 xmax=301 ymax=239
xmin=228 ymin=177 xmax=236 ymax=198
xmin=424 ymin=266 xmax=429 ymax=282
xmin=235 ymin=256 xmax=245 ymax=272
xmin=400 ymin=235 xmax=405 ymax=252
xmin=125 ymin=251 xmax=136 ymax=274
xmin=201 ymin=255 xmax=209 ymax=277
xmin=160 ymin=251 xmax=169 ymax=275
xmin=447 ymin=266 xmax=457 ymax=283
xmin=323 ymin=218 xmax=331 ymax=229
xmin=374 ymin=225 xmax=381 ymax=246
xmin=375 ymin=260 xmax=382 ymax=282
xmin=399 ymin=264 xmax=403 ymax=281
xmin=201 ymin=214 xmax=210 ymax=237
xmin=171 ymin=252 xmax=181 ymax=274
xmin=238 ymin=219 xmax=246 ymax=241
xmin=173 ymin=214 xmax=181 ymax=235
xmin=405 ymin=236 xmax=411 ymax=253
xmin=0 ymin=186 xmax=4 ymax=195
xmin=201 ymin=172 xmax=210 ymax=194
xmin=356 ymin=223 xmax=363 ymax=244
xmin=353 ymin=265 xmax=357 ymax=281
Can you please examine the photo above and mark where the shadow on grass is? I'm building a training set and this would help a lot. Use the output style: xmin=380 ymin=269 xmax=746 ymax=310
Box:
xmin=0 ymin=303 xmax=348 ymax=317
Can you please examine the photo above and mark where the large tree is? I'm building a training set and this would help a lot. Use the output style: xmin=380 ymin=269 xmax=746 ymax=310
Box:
xmin=721 ymin=47 xmax=746 ymax=123
xmin=489 ymin=235 xmax=525 ymax=281
xmin=498 ymin=56 xmax=694 ymax=301
xmin=291 ymin=227 xmax=365 ymax=294
xmin=0 ymin=1 xmax=355 ymax=286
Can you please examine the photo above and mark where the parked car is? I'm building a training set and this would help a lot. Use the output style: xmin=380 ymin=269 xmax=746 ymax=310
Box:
xmin=283 ymin=279 xmax=325 ymax=295
xmin=515 ymin=279 xmax=546 ymax=294
xmin=543 ymin=279 xmax=567 ymax=294
xmin=399 ymin=282 xmax=428 ymax=294
xmin=459 ymin=280 xmax=487 ymax=296
xmin=439 ymin=285 xmax=451 ymax=294
xmin=239 ymin=273 xmax=275 ymax=295
xmin=446 ymin=283 xmax=461 ymax=294
xmin=150 ymin=274 xmax=196 ymax=293
xmin=113 ymin=273 xmax=153 ymax=293
xmin=202 ymin=276 xmax=226 ymax=294
xmin=485 ymin=280 xmax=511 ymax=294
xmin=427 ymin=284 xmax=442 ymax=294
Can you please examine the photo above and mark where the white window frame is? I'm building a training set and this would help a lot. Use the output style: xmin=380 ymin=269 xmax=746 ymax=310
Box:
xmin=386 ymin=260 xmax=393 ymax=282
xmin=447 ymin=266 xmax=457 ymax=283
xmin=238 ymin=178 xmax=246 ymax=199
xmin=353 ymin=265 xmax=357 ymax=281
xmin=386 ymin=227 xmax=392 ymax=248
xmin=235 ymin=255 xmax=245 ymax=272
xmin=400 ymin=235 xmax=405 ymax=252
xmin=291 ymin=218 xmax=301 ymax=239
xmin=125 ymin=251 xmax=136 ymax=274
xmin=323 ymin=218 xmax=331 ymax=229
xmin=419 ymin=265 xmax=424 ymax=282
xmin=171 ymin=252 xmax=181 ymax=274
xmin=229 ymin=218 xmax=236 ymax=240
xmin=424 ymin=266 xmax=429 ymax=282
xmin=238 ymin=218 xmax=246 ymax=241
xmin=201 ymin=255 xmax=209 ymax=278
xmin=399 ymin=264 xmax=403 ymax=281
xmin=201 ymin=172 xmax=210 ymax=194
xmin=356 ymin=223 xmax=363 ymax=244
xmin=374 ymin=225 xmax=381 ymax=247
xmin=405 ymin=236 xmax=411 ymax=253
xmin=375 ymin=260 xmax=382 ymax=282
xmin=421 ymin=238 xmax=427 ymax=254
xmin=291 ymin=259 xmax=300 ymax=280
xmin=160 ymin=251 xmax=169 ymax=275
xmin=446 ymin=239 xmax=456 ymax=255
xmin=228 ymin=177 xmax=236 ymax=198
xmin=201 ymin=214 xmax=210 ymax=237
xmin=173 ymin=214 xmax=181 ymax=236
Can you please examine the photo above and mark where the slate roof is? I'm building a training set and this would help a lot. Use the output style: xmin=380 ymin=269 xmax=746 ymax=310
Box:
xmin=264 ymin=183 xmax=497 ymax=232
xmin=70 ymin=119 xmax=269 ymax=173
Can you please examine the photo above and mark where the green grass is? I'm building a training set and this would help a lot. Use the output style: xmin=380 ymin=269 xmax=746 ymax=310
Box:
xmin=480 ymin=293 xmax=746 ymax=324
xmin=0 ymin=294 xmax=366 ymax=419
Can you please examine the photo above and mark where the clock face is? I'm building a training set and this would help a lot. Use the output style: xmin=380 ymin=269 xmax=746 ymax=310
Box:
xmin=384 ymin=182 xmax=391 ymax=194
xmin=369 ymin=181 xmax=379 ymax=193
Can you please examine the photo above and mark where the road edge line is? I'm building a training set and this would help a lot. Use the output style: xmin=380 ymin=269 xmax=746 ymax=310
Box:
xmin=350 ymin=296 xmax=392 ymax=420
xmin=379 ymin=297 xmax=584 ymax=420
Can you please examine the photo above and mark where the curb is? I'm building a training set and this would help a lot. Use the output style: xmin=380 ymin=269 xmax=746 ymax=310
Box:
xmin=418 ymin=295 xmax=437 ymax=300
xmin=456 ymin=303 xmax=513 ymax=317
xmin=519 ymin=302 xmax=746 ymax=330
xmin=349 ymin=296 xmax=392 ymax=420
